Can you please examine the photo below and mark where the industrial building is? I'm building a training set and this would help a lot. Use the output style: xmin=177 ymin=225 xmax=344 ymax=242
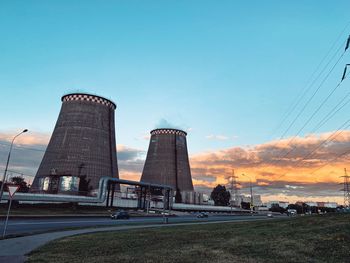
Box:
xmin=239 ymin=194 xmax=263 ymax=206
xmin=31 ymin=93 xmax=119 ymax=195
xmin=141 ymin=128 xmax=194 ymax=199
xmin=266 ymin=201 xmax=289 ymax=209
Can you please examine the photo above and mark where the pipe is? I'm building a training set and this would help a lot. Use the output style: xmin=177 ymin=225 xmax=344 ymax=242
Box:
xmin=2 ymin=177 xmax=173 ymax=204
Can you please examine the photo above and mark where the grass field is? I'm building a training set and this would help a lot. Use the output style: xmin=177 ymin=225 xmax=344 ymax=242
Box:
xmin=28 ymin=213 xmax=350 ymax=263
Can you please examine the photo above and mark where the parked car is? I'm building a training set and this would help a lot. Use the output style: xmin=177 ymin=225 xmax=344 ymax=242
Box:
xmin=197 ymin=212 xmax=208 ymax=218
xmin=111 ymin=211 xmax=130 ymax=220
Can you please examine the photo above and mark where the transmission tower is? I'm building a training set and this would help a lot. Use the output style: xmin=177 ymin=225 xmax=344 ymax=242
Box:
xmin=227 ymin=169 xmax=239 ymax=207
xmin=340 ymin=168 xmax=350 ymax=207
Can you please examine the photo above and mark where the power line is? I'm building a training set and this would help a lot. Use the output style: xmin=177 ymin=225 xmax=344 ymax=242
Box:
xmin=272 ymin=23 xmax=350 ymax=135
xmin=0 ymin=141 xmax=115 ymax=158
xmin=280 ymin=47 xmax=346 ymax=140
xmin=0 ymin=142 xmax=47 ymax=153
xmin=263 ymin=31 xmax=350 ymax=195
xmin=309 ymin=148 xmax=350 ymax=176
xmin=263 ymin=64 xmax=350 ymax=175
xmin=0 ymin=168 xmax=35 ymax=179
xmin=276 ymin=70 xmax=350 ymax=161
xmin=266 ymin=37 xmax=350 ymax=177
xmin=310 ymin=91 xmax=350 ymax=133
xmin=273 ymin=118 xmax=350 ymax=181
xmin=302 ymin=121 xmax=350 ymax=161
xmin=340 ymin=168 xmax=350 ymax=207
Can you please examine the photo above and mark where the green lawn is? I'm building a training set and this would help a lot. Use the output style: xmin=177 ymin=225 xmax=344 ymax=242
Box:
xmin=28 ymin=213 xmax=350 ymax=263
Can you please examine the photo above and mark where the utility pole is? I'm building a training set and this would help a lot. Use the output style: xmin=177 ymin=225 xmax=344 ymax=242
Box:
xmin=227 ymin=169 xmax=239 ymax=208
xmin=340 ymin=168 xmax=350 ymax=208
xmin=250 ymin=180 xmax=253 ymax=207
xmin=242 ymin=173 xmax=254 ymax=212
xmin=0 ymin=129 xmax=28 ymax=202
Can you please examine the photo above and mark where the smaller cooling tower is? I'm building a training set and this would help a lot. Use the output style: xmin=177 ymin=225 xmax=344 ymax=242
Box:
xmin=141 ymin=128 xmax=194 ymax=192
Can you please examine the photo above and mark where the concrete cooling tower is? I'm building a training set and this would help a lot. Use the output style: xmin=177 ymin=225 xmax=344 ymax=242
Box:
xmin=31 ymin=93 xmax=119 ymax=195
xmin=140 ymin=128 xmax=194 ymax=194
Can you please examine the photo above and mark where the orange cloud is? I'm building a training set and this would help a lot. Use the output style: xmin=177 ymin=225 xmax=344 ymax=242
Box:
xmin=260 ymin=194 xmax=343 ymax=205
xmin=0 ymin=131 xmax=50 ymax=145
xmin=1 ymin=129 xmax=347 ymax=204
xmin=119 ymin=171 xmax=141 ymax=182
xmin=190 ymin=130 xmax=350 ymax=204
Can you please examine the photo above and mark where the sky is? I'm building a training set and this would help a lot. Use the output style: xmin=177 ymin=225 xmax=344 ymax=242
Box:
xmin=1 ymin=1 xmax=350 ymax=204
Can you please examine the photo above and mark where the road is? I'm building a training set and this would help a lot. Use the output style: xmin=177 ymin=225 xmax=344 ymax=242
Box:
xmin=0 ymin=214 xmax=285 ymax=236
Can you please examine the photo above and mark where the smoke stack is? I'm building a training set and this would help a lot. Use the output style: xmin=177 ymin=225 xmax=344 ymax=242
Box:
xmin=31 ymin=93 xmax=119 ymax=194
xmin=141 ymin=128 xmax=194 ymax=194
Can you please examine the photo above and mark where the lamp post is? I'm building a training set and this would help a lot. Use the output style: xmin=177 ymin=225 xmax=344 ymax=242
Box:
xmin=242 ymin=173 xmax=254 ymax=211
xmin=0 ymin=129 xmax=28 ymax=202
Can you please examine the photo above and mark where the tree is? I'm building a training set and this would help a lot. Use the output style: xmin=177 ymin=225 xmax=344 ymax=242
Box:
xmin=241 ymin=201 xmax=251 ymax=210
xmin=210 ymin=184 xmax=231 ymax=206
xmin=287 ymin=203 xmax=310 ymax=214
xmin=0 ymin=181 xmax=7 ymax=192
xmin=78 ymin=175 xmax=92 ymax=194
xmin=287 ymin=203 xmax=303 ymax=214
xmin=0 ymin=176 xmax=30 ymax=193
xmin=269 ymin=203 xmax=286 ymax=214
xmin=175 ymin=188 xmax=182 ymax=203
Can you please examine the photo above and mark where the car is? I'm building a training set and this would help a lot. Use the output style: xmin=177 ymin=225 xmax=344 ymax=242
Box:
xmin=111 ymin=211 xmax=130 ymax=220
xmin=267 ymin=212 xmax=274 ymax=218
xmin=197 ymin=212 xmax=208 ymax=218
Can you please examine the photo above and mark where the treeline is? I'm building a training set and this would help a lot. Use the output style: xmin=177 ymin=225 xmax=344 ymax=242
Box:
xmin=0 ymin=176 xmax=30 ymax=193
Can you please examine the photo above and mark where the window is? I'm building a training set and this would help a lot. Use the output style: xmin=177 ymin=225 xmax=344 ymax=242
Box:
xmin=59 ymin=176 xmax=80 ymax=191
xmin=42 ymin=177 xmax=50 ymax=191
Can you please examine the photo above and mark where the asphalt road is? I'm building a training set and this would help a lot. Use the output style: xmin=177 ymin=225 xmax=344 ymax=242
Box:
xmin=0 ymin=214 xmax=285 ymax=236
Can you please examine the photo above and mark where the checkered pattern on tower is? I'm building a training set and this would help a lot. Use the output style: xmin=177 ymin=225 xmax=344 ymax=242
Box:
xmin=62 ymin=94 xmax=116 ymax=109
xmin=151 ymin=128 xmax=187 ymax=137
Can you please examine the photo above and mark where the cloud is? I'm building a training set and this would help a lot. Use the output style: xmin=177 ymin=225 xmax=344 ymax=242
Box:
xmin=0 ymin=131 xmax=50 ymax=145
xmin=205 ymin=135 xmax=229 ymax=140
xmin=154 ymin=118 xmax=187 ymax=130
xmin=0 ymin=131 xmax=146 ymax=184
xmin=117 ymin=145 xmax=145 ymax=180
xmin=0 ymin=138 xmax=46 ymax=184
xmin=285 ymin=184 xmax=304 ymax=190
xmin=0 ymin=129 xmax=348 ymax=204
xmin=142 ymin=134 xmax=151 ymax=140
xmin=190 ymin=130 xmax=350 ymax=203
xmin=117 ymin=145 xmax=145 ymax=161
xmin=133 ymin=132 xmax=151 ymax=141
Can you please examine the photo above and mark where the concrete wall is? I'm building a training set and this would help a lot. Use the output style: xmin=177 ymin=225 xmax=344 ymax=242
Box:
xmin=141 ymin=129 xmax=194 ymax=191
xmin=31 ymin=93 xmax=119 ymax=194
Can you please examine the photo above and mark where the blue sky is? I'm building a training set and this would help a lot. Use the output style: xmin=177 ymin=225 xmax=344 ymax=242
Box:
xmin=1 ymin=0 xmax=350 ymax=155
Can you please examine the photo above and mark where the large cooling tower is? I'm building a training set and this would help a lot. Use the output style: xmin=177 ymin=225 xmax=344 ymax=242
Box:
xmin=31 ymin=93 xmax=119 ymax=195
xmin=141 ymin=128 xmax=194 ymax=192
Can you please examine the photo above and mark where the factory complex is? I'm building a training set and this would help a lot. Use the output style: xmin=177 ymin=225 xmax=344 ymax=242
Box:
xmin=10 ymin=92 xmax=331 ymax=212
xmin=25 ymin=93 xmax=222 ymax=211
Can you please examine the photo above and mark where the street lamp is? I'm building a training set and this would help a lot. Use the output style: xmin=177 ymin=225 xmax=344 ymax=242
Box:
xmin=0 ymin=129 xmax=28 ymax=202
xmin=242 ymin=173 xmax=254 ymax=210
